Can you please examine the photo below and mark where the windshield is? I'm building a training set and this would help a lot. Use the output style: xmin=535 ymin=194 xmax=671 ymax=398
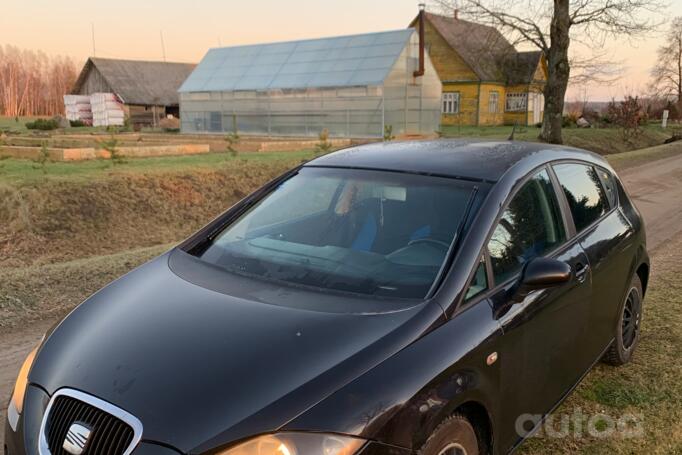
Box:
xmin=192 ymin=167 xmax=479 ymax=299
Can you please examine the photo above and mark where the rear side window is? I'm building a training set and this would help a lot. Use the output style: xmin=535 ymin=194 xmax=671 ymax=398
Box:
xmin=487 ymin=169 xmax=567 ymax=284
xmin=597 ymin=168 xmax=617 ymax=208
xmin=553 ymin=163 xmax=610 ymax=232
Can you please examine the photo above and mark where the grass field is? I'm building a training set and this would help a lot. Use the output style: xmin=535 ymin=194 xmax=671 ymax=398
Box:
xmin=0 ymin=149 xmax=317 ymax=185
xmin=0 ymin=115 xmax=109 ymax=134
xmin=2 ymin=134 xmax=679 ymax=186
xmin=440 ymin=123 xmax=674 ymax=156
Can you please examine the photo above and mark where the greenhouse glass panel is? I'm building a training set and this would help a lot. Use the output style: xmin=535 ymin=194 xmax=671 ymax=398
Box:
xmin=180 ymin=29 xmax=442 ymax=137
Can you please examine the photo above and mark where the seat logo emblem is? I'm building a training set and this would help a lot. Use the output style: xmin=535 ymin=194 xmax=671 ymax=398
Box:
xmin=63 ymin=422 xmax=92 ymax=455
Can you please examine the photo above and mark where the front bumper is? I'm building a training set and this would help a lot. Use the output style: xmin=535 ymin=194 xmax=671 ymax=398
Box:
xmin=5 ymin=385 xmax=49 ymax=455
xmin=5 ymin=388 xmax=411 ymax=455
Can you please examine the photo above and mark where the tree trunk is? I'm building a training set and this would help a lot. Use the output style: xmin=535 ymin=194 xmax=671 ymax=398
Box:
xmin=540 ymin=0 xmax=571 ymax=144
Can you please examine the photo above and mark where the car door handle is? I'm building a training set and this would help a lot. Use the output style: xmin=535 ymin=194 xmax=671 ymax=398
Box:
xmin=575 ymin=263 xmax=590 ymax=282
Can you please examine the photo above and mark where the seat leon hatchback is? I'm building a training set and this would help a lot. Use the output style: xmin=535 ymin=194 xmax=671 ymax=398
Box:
xmin=6 ymin=140 xmax=648 ymax=455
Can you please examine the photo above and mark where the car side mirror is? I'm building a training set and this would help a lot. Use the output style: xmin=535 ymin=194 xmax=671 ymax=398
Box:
xmin=511 ymin=257 xmax=572 ymax=303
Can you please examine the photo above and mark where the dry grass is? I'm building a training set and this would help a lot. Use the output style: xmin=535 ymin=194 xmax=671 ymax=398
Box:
xmin=0 ymin=244 xmax=170 ymax=328
xmin=0 ymin=159 xmax=300 ymax=268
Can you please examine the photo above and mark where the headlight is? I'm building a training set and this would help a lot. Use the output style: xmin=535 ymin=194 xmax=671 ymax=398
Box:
xmin=216 ymin=433 xmax=366 ymax=455
xmin=7 ymin=343 xmax=40 ymax=431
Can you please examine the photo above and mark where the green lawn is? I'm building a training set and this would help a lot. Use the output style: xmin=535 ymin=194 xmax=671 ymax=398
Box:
xmin=0 ymin=116 xmax=46 ymax=133
xmin=439 ymin=123 xmax=673 ymax=156
xmin=0 ymin=149 xmax=318 ymax=185
xmin=0 ymin=115 xmax=124 ymax=134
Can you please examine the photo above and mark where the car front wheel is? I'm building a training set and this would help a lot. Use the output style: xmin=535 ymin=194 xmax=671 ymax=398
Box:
xmin=420 ymin=414 xmax=479 ymax=455
xmin=603 ymin=274 xmax=643 ymax=366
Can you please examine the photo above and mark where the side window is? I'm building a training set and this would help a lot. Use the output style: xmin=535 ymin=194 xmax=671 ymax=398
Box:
xmin=597 ymin=168 xmax=617 ymax=208
xmin=553 ymin=163 xmax=610 ymax=232
xmin=465 ymin=257 xmax=488 ymax=301
xmin=487 ymin=169 xmax=567 ymax=284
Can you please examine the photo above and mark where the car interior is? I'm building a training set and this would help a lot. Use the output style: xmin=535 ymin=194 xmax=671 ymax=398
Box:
xmin=201 ymin=172 xmax=475 ymax=297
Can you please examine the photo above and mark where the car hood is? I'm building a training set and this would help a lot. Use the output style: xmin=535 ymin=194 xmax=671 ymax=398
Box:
xmin=30 ymin=250 xmax=442 ymax=453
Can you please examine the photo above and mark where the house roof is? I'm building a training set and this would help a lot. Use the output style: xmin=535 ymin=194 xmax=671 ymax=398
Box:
xmin=71 ymin=58 xmax=196 ymax=106
xmin=179 ymin=29 xmax=414 ymax=93
xmin=505 ymin=51 xmax=544 ymax=85
xmin=413 ymin=13 xmax=544 ymax=85
xmin=419 ymin=12 xmax=517 ymax=82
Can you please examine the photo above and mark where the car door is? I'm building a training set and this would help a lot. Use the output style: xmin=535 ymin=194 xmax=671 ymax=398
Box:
xmin=552 ymin=163 xmax=635 ymax=362
xmin=483 ymin=167 xmax=593 ymax=447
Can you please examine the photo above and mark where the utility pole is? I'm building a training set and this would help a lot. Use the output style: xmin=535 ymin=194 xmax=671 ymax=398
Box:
xmin=160 ymin=30 xmax=167 ymax=62
xmin=91 ymin=23 xmax=96 ymax=57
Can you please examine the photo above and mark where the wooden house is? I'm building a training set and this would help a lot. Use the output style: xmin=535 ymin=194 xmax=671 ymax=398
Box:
xmin=410 ymin=12 xmax=547 ymax=126
xmin=70 ymin=58 xmax=195 ymax=127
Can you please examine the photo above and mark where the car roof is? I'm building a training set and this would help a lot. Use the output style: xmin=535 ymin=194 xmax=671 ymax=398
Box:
xmin=306 ymin=139 xmax=606 ymax=183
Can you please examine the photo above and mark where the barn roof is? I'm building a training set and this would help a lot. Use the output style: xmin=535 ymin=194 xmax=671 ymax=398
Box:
xmin=420 ymin=12 xmax=517 ymax=82
xmin=505 ymin=51 xmax=544 ymax=85
xmin=179 ymin=29 xmax=414 ymax=93
xmin=71 ymin=58 xmax=196 ymax=106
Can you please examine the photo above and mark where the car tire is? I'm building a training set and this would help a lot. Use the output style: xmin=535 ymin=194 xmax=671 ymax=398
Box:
xmin=603 ymin=274 xmax=643 ymax=366
xmin=420 ymin=414 xmax=480 ymax=455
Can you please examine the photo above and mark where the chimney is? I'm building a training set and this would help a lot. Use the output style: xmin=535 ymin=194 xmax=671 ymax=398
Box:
xmin=454 ymin=9 xmax=459 ymax=20
xmin=414 ymin=3 xmax=426 ymax=77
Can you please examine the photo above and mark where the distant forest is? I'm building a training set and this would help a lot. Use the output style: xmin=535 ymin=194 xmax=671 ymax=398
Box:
xmin=0 ymin=44 xmax=79 ymax=117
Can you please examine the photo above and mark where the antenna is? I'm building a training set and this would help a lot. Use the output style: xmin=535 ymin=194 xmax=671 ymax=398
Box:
xmin=91 ymin=23 xmax=96 ymax=57
xmin=218 ymin=36 xmax=222 ymax=46
xmin=160 ymin=30 xmax=167 ymax=62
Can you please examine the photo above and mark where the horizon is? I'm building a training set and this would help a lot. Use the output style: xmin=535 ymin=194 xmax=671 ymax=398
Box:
xmin=1 ymin=0 xmax=678 ymax=102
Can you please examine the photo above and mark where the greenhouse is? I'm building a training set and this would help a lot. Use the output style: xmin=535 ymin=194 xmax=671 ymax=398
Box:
xmin=178 ymin=29 xmax=442 ymax=138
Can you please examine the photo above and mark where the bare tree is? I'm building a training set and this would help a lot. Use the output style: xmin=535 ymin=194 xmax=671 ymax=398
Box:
xmin=432 ymin=0 xmax=665 ymax=144
xmin=0 ymin=45 xmax=79 ymax=117
xmin=651 ymin=17 xmax=682 ymax=103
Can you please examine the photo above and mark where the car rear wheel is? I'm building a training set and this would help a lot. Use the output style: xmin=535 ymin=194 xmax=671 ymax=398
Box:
xmin=603 ymin=275 xmax=643 ymax=366
xmin=420 ymin=414 xmax=479 ymax=455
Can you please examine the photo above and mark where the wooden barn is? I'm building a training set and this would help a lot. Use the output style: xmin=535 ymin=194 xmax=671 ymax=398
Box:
xmin=409 ymin=12 xmax=548 ymax=126
xmin=70 ymin=57 xmax=195 ymax=127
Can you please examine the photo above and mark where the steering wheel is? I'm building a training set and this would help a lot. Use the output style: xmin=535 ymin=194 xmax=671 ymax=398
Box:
xmin=407 ymin=238 xmax=451 ymax=250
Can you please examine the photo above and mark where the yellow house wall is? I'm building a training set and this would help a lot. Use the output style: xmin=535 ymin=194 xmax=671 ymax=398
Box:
xmin=504 ymin=84 xmax=529 ymax=126
xmin=441 ymin=83 xmax=479 ymax=126
xmin=478 ymin=83 xmax=505 ymax=125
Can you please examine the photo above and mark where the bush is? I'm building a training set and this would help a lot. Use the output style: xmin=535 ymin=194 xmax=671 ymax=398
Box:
xmin=562 ymin=114 xmax=578 ymax=128
xmin=25 ymin=118 xmax=59 ymax=130
xmin=69 ymin=119 xmax=86 ymax=127
xmin=607 ymin=96 xmax=644 ymax=142
xmin=315 ymin=128 xmax=332 ymax=154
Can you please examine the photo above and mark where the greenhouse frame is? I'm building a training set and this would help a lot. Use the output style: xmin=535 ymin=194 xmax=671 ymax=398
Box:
xmin=178 ymin=29 xmax=442 ymax=138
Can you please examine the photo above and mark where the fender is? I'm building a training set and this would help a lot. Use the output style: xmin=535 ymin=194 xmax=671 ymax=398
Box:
xmin=284 ymin=299 xmax=503 ymax=452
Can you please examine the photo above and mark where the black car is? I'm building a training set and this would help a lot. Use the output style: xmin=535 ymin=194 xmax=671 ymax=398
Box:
xmin=6 ymin=140 xmax=648 ymax=455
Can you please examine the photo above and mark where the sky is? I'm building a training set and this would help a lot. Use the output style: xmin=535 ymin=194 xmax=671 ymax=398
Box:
xmin=1 ymin=0 xmax=680 ymax=101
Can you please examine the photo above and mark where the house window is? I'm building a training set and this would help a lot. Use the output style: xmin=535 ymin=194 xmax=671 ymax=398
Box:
xmin=442 ymin=92 xmax=460 ymax=114
xmin=488 ymin=91 xmax=499 ymax=113
xmin=506 ymin=93 xmax=528 ymax=112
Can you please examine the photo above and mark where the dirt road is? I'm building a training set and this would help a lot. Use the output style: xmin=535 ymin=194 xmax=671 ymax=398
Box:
xmin=618 ymin=153 xmax=682 ymax=249
xmin=1 ymin=152 xmax=682 ymax=447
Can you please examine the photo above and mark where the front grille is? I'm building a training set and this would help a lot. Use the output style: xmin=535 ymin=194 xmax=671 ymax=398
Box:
xmin=44 ymin=395 xmax=134 ymax=455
